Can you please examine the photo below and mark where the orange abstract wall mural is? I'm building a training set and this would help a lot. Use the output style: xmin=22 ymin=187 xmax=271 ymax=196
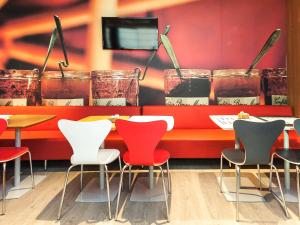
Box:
xmin=0 ymin=0 xmax=286 ymax=105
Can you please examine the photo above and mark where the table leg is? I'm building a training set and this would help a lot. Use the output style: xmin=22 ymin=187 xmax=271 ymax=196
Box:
xmin=283 ymin=130 xmax=290 ymax=190
xmin=100 ymin=165 xmax=105 ymax=190
xmin=76 ymin=140 xmax=119 ymax=202
xmin=99 ymin=142 xmax=105 ymax=190
xmin=14 ymin=128 xmax=21 ymax=186
xmin=149 ymin=166 xmax=154 ymax=189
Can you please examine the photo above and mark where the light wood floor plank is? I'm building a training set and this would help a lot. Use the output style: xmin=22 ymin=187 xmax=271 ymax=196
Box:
xmin=0 ymin=170 xmax=299 ymax=225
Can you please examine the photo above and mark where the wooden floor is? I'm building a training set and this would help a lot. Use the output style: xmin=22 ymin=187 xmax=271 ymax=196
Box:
xmin=0 ymin=168 xmax=299 ymax=225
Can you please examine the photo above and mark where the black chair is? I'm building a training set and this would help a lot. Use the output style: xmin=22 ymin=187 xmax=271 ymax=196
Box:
xmin=220 ymin=120 xmax=288 ymax=221
xmin=271 ymin=118 xmax=300 ymax=218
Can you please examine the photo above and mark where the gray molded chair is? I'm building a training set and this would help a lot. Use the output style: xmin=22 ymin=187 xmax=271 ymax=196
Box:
xmin=271 ymin=118 xmax=300 ymax=218
xmin=220 ymin=119 xmax=287 ymax=221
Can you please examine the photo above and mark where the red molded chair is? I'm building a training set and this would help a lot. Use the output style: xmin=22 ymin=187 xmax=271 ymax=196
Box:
xmin=115 ymin=119 xmax=170 ymax=221
xmin=0 ymin=119 xmax=34 ymax=215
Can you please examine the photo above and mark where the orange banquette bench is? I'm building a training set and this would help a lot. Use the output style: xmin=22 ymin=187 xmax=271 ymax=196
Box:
xmin=0 ymin=105 xmax=297 ymax=160
xmin=143 ymin=106 xmax=298 ymax=158
xmin=0 ymin=106 xmax=141 ymax=160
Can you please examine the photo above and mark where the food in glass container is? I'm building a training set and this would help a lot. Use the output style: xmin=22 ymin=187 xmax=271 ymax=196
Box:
xmin=91 ymin=70 xmax=139 ymax=106
xmin=213 ymin=69 xmax=260 ymax=105
xmin=164 ymin=69 xmax=211 ymax=105
xmin=262 ymin=68 xmax=287 ymax=105
xmin=0 ymin=69 xmax=39 ymax=106
xmin=41 ymin=71 xmax=90 ymax=106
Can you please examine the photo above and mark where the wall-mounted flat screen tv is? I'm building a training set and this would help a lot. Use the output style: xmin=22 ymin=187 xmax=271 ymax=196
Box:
xmin=102 ymin=17 xmax=158 ymax=50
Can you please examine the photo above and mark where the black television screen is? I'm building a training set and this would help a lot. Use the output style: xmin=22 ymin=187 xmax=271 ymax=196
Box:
xmin=102 ymin=17 xmax=158 ymax=50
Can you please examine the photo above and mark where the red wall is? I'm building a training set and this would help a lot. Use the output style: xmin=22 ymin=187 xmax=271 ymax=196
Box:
xmin=117 ymin=0 xmax=286 ymax=70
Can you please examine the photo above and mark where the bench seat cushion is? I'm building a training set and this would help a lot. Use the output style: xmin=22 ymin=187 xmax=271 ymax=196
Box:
xmin=156 ymin=129 xmax=299 ymax=158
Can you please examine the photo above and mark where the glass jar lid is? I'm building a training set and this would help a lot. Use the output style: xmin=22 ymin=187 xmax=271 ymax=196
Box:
xmin=164 ymin=69 xmax=211 ymax=79
xmin=262 ymin=68 xmax=286 ymax=77
xmin=91 ymin=69 xmax=139 ymax=79
xmin=213 ymin=69 xmax=259 ymax=77
xmin=0 ymin=69 xmax=39 ymax=79
xmin=42 ymin=71 xmax=90 ymax=79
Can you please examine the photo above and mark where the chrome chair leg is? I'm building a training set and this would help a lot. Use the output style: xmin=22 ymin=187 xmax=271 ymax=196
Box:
xmin=44 ymin=160 xmax=47 ymax=171
xmin=57 ymin=164 xmax=77 ymax=220
xmin=118 ymin=156 xmax=122 ymax=172
xmin=118 ymin=156 xmax=123 ymax=191
xmin=257 ymin=164 xmax=262 ymax=191
xmin=27 ymin=151 xmax=35 ymax=189
xmin=166 ymin=161 xmax=171 ymax=194
xmin=159 ymin=166 xmax=170 ymax=222
xmin=236 ymin=165 xmax=240 ymax=222
xmin=269 ymin=154 xmax=275 ymax=192
xmin=128 ymin=165 xmax=132 ymax=190
xmin=2 ymin=163 xmax=6 ymax=215
xmin=115 ymin=165 xmax=128 ymax=220
xmin=104 ymin=165 xmax=112 ymax=220
xmin=272 ymin=164 xmax=289 ymax=218
xmin=80 ymin=165 xmax=83 ymax=191
xmin=297 ymin=165 xmax=300 ymax=218
xmin=220 ymin=154 xmax=224 ymax=193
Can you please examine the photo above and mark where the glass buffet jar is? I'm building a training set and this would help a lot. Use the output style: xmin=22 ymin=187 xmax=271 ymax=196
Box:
xmin=0 ymin=69 xmax=39 ymax=106
xmin=213 ymin=69 xmax=260 ymax=105
xmin=41 ymin=71 xmax=90 ymax=106
xmin=164 ymin=69 xmax=211 ymax=105
xmin=91 ymin=70 xmax=139 ymax=106
xmin=262 ymin=68 xmax=287 ymax=105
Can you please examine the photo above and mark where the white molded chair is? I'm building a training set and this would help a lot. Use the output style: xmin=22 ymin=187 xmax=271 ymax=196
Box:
xmin=57 ymin=119 xmax=120 ymax=220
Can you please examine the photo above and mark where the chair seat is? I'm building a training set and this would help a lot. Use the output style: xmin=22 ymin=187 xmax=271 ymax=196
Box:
xmin=222 ymin=149 xmax=245 ymax=165
xmin=0 ymin=147 xmax=29 ymax=162
xmin=123 ymin=149 xmax=170 ymax=166
xmin=71 ymin=149 xmax=120 ymax=165
xmin=275 ymin=149 xmax=300 ymax=165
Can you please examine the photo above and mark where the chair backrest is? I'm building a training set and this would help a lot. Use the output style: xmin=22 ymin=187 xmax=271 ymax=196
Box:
xmin=58 ymin=119 xmax=112 ymax=163
xmin=116 ymin=119 xmax=167 ymax=165
xmin=233 ymin=120 xmax=285 ymax=165
xmin=294 ymin=119 xmax=300 ymax=136
xmin=0 ymin=119 xmax=7 ymax=135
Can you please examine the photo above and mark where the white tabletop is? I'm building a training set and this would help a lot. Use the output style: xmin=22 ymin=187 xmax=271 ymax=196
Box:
xmin=129 ymin=116 xmax=174 ymax=131
xmin=210 ymin=115 xmax=298 ymax=130
xmin=259 ymin=117 xmax=298 ymax=130
xmin=209 ymin=115 xmax=263 ymax=130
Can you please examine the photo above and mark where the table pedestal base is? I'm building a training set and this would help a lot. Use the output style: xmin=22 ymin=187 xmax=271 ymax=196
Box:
xmin=0 ymin=174 xmax=46 ymax=199
xmin=130 ymin=177 xmax=166 ymax=202
xmin=75 ymin=177 xmax=119 ymax=202
xmin=272 ymin=188 xmax=298 ymax=203
xmin=222 ymin=192 xmax=266 ymax=202
xmin=217 ymin=176 xmax=266 ymax=202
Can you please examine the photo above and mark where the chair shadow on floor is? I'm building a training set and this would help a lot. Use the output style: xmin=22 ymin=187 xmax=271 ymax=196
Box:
xmin=214 ymin=171 xmax=297 ymax=223
xmin=36 ymin=171 xmax=171 ymax=225
xmin=114 ymin=171 xmax=171 ymax=225
xmin=36 ymin=172 xmax=115 ymax=225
